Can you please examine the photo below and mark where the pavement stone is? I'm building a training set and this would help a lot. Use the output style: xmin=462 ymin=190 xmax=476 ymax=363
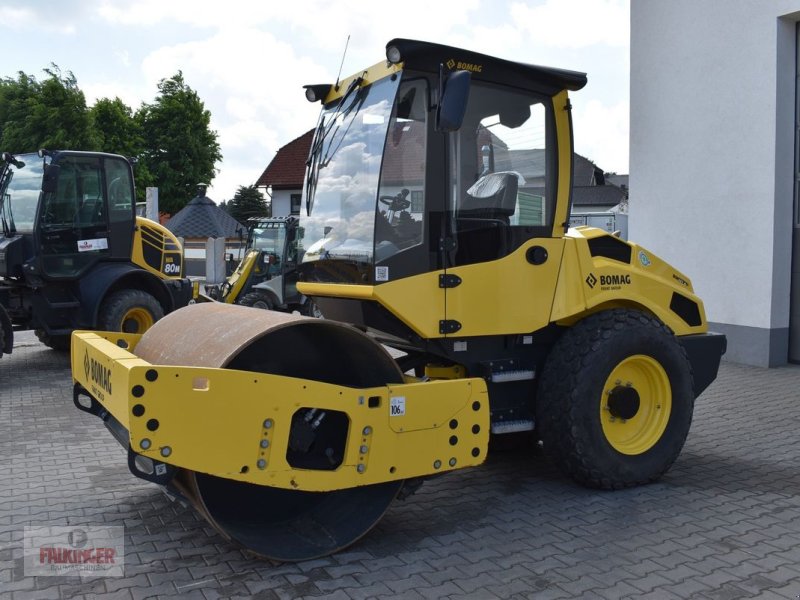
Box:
xmin=4 ymin=331 xmax=800 ymax=598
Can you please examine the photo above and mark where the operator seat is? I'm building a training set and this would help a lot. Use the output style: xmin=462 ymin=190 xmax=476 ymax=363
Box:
xmin=460 ymin=171 xmax=519 ymax=224
xmin=455 ymin=172 xmax=519 ymax=265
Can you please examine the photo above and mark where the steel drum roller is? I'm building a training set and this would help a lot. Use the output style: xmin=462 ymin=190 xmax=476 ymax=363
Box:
xmin=134 ymin=303 xmax=405 ymax=561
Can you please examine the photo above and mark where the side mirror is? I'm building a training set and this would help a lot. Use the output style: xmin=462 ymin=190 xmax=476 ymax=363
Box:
xmin=42 ymin=164 xmax=60 ymax=194
xmin=436 ymin=69 xmax=471 ymax=132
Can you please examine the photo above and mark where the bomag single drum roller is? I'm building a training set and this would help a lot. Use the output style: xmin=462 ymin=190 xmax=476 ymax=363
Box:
xmin=133 ymin=303 xmax=430 ymax=560
xmin=75 ymin=302 xmax=489 ymax=560
xmin=72 ymin=39 xmax=726 ymax=561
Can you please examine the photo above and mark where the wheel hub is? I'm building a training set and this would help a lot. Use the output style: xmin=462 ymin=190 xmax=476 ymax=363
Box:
xmin=607 ymin=385 xmax=640 ymax=420
xmin=599 ymin=354 xmax=673 ymax=456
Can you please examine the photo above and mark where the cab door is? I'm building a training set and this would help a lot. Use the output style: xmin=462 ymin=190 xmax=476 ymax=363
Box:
xmin=443 ymin=84 xmax=565 ymax=337
xmin=37 ymin=153 xmax=134 ymax=278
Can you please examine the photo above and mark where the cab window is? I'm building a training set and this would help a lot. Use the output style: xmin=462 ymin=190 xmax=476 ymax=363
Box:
xmin=39 ymin=155 xmax=110 ymax=277
xmin=448 ymin=84 xmax=551 ymax=266
xmin=375 ymin=78 xmax=428 ymax=262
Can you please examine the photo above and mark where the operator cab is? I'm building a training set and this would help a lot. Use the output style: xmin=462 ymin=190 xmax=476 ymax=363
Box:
xmin=298 ymin=38 xmax=586 ymax=287
xmin=247 ymin=217 xmax=298 ymax=274
xmin=0 ymin=150 xmax=136 ymax=280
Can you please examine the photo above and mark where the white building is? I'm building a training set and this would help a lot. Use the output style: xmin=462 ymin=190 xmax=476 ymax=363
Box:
xmin=631 ymin=1 xmax=800 ymax=366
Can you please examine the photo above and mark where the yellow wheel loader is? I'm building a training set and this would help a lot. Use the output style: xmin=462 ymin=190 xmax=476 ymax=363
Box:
xmin=208 ymin=216 xmax=321 ymax=316
xmin=71 ymin=39 xmax=726 ymax=561
xmin=0 ymin=150 xmax=193 ymax=358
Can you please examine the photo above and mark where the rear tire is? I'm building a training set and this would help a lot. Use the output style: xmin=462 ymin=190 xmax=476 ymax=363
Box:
xmin=35 ymin=330 xmax=71 ymax=352
xmin=98 ymin=290 xmax=164 ymax=334
xmin=237 ymin=291 xmax=274 ymax=310
xmin=535 ymin=309 xmax=694 ymax=489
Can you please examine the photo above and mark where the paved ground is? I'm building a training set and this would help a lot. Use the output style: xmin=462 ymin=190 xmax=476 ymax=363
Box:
xmin=2 ymin=330 xmax=800 ymax=599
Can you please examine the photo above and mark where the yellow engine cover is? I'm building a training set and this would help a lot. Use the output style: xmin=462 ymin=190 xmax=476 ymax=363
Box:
xmin=130 ymin=217 xmax=185 ymax=280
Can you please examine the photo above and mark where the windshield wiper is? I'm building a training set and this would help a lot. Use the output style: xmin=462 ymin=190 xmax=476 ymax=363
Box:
xmin=305 ymin=77 xmax=364 ymax=215
xmin=319 ymin=83 xmax=366 ymax=169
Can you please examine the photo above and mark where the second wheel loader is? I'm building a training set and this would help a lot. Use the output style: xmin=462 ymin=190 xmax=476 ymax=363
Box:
xmin=208 ymin=215 xmax=321 ymax=316
xmin=0 ymin=150 xmax=193 ymax=360
xmin=71 ymin=39 xmax=726 ymax=561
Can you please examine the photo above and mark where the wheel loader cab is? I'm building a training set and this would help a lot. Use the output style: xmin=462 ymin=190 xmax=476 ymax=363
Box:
xmin=36 ymin=151 xmax=136 ymax=278
xmin=249 ymin=219 xmax=288 ymax=276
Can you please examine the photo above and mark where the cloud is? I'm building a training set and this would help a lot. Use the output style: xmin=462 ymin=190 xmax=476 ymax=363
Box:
xmin=138 ymin=27 xmax=329 ymax=199
xmin=4 ymin=0 xmax=630 ymax=201
xmin=572 ymin=98 xmax=629 ymax=173
xmin=0 ymin=6 xmax=76 ymax=34
xmin=511 ymin=0 xmax=629 ymax=49
xmin=81 ymin=82 xmax=147 ymax=110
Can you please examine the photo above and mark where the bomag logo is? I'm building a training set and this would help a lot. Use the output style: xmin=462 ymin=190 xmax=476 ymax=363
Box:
xmin=446 ymin=58 xmax=483 ymax=73
xmin=83 ymin=351 xmax=112 ymax=395
xmin=600 ymin=274 xmax=631 ymax=286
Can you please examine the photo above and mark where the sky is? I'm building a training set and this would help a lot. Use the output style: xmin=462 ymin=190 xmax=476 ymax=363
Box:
xmin=0 ymin=0 xmax=629 ymax=203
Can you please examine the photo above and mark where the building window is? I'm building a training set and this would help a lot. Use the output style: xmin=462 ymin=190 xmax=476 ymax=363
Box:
xmin=290 ymin=194 xmax=301 ymax=215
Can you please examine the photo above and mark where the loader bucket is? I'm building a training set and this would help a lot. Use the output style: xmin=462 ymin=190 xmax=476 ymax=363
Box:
xmin=134 ymin=303 xmax=406 ymax=560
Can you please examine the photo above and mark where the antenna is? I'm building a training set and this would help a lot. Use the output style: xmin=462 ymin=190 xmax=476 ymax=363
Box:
xmin=334 ymin=34 xmax=351 ymax=91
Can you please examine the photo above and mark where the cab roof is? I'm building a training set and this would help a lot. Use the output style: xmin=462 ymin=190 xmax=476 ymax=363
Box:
xmin=387 ymin=38 xmax=587 ymax=96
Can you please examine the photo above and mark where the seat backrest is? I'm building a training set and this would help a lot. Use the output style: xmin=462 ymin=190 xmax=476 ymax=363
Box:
xmin=461 ymin=172 xmax=518 ymax=222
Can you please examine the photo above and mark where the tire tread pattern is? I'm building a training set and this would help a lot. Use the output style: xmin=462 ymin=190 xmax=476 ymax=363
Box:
xmin=237 ymin=291 xmax=274 ymax=310
xmin=536 ymin=308 xmax=694 ymax=490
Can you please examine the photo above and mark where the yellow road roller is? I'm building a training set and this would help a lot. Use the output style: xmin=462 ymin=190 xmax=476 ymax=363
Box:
xmin=72 ymin=39 xmax=726 ymax=561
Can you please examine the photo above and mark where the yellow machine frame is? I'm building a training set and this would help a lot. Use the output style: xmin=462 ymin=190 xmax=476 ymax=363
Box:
xmin=72 ymin=331 xmax=490 ymax=492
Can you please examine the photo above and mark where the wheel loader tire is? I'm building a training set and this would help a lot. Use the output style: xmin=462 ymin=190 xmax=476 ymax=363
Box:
xmin=237 ymin=291 xmax=273 ymax=310
xmin=34 ymin=329 xmax=71 ymax=352
xmin=98 ymin=290 xmax=164 ymax=335
xmin=535 ymin=308 xmax=694 ymax=490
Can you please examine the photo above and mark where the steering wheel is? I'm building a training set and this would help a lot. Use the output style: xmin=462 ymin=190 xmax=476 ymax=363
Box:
xmin=379 ymin=189 xmax=411 ymax=212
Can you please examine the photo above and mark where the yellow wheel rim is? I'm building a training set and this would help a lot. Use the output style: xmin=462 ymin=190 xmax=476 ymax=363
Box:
xmin=120 ymin=307 xmax=155 ymax=334
xmin=600 ymin=354 xmax=672 ymax=455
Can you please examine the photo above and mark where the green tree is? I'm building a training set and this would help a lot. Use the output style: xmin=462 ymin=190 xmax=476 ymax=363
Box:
xmin=137 ymin=72 xmax=221 ymax=215
xmin=226 ymin=185 xmax=268 ymax=223
xmin=90 ymin=97 xmax=142 ymax=156
xmin=0 ymin=65 xmax=95 ymax=151
xmin=90 ymin=97 xmax=153 ymax=201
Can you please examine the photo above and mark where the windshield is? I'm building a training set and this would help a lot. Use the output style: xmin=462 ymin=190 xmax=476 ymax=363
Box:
xmin=299 ymin=75 xmax=400 ymax=271
xmin=0 ymin=152 xmax=45 ymax=232
xmin=250 ymin=221 xmax=286 ymax=258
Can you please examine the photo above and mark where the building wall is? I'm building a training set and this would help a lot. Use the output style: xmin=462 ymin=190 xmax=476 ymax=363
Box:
xmin=630 ymin=1 xmax=800 ymax=366
xmin=271 ymin=188 xmax=301 ymax=217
